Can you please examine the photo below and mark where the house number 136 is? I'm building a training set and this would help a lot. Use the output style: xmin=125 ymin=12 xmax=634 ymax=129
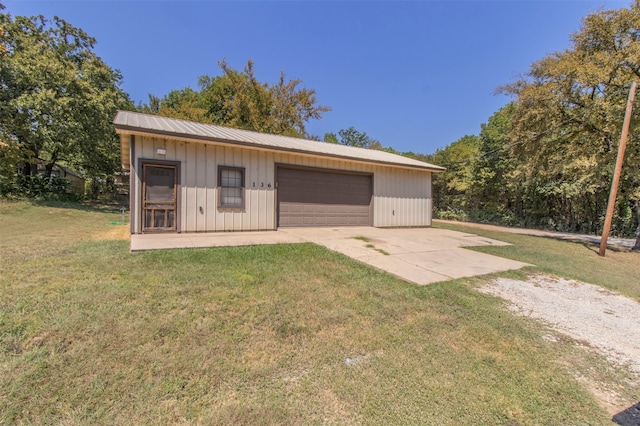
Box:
xmin=252 ymin=182 xmax=272 ymax=188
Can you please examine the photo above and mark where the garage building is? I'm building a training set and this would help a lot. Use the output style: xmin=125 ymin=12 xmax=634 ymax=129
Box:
xmin=113 ymin=111 xmax=444 ymax=234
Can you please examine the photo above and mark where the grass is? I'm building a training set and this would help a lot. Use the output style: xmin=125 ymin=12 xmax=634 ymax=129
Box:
xmin=355 ymin=236 xmax=391 ymax=256
xmin=433 ymin=221 xmax=640 ymax=301
xmin=1 ymin=200 xmax=637 ymax=424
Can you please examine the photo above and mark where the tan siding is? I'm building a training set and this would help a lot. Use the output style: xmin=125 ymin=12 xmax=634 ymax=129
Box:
xmin=167 ymin=136 xmax=176 ymax=160
xmin=152 ymin=137 xmax=165 ymax=159
xmin=205 ymin=145 xmax=216 ymax=229
xmin=265 ymin=153 xmax=276 ymax=229
xmin=235 ymin=147 xmax=245 ymax=230
xmin=247 ymin=150 xmax=258 ymax=229
xmin=213 ymin=145 xmax=222 ymax=231
xmin=140 ymin=136 xmax=154 ymax=158
xmin=131 ymin=141 xmax=142 ymax=233
xmin=195 ymin=143 xmax=207 ymax=231
xmin=221 ymin=145 xmax=229 ymax=230
xmin=173 ymin=140 xmax=186 ymax=232
xmin=184 ymin=142 xmax=197 ymax=232
xmin=373 ymin=168 xmax=432 ymax=227
xmin=257 ymin=152 xmax=267 ymax=230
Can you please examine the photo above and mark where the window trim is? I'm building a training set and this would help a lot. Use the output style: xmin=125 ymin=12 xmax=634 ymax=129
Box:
xmin=217 ymin=166 xmax=245 ymax=209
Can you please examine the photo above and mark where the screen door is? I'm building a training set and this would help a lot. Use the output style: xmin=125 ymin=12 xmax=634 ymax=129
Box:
xmin=142 ymin=164 xmax=177 ymax=232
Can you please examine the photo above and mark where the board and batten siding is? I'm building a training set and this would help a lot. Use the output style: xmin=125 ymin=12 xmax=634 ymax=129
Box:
xmin=131 ymin=135 xmax=433 ymax=233
xmin=372 ymin=167 xmax=432 ymax=227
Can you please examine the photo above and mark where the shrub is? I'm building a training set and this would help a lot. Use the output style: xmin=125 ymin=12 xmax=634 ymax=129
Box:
xmin=435 ymin=208 xmax=469 ymax=222
xmin=0 ymin=174 xmax=80 ymax=201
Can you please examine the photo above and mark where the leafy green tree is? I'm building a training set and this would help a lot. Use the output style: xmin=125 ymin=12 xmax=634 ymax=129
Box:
xmin=325 ymin=126 xmax=382 ymax=149
xmin=323 ymin=132 xmax=339 ymax=143
xmin=156 ymin=88 xmax=208 ymax=123
xmin=0 ymin=8 xmax=132 ymax=183
xmin=398 ymin=149 xmax=435 ymax=163
xmin=270 ymin=66 xmax=331 ymax=137
xmin=0 ymin=138 xmax=21 ymax=193
xmin=142 ymin=60 xmax=331 ymax=139
xmin=198 ymin=60 xmax=275 ymax=133
xmin=501 ymin=1 xmax=640 ymax=246
xmin=469 ymin=104 xmax=519 ymax=223
xmin=137 ymin=94 xmax=161 ymax=114
xmin=428 ymin=135 xmax=479 ymax=220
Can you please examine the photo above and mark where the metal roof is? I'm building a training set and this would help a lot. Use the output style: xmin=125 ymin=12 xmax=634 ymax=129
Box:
xmin=113 ymin=110 xmax=444 ymax=172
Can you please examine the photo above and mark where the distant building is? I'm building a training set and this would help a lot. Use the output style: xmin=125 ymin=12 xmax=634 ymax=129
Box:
xmin=36 ymin=164 xmax=86 ymax=196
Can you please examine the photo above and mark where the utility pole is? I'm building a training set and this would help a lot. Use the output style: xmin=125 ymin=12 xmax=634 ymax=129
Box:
xmin=599 ymin=81 xmax=636 ymax=257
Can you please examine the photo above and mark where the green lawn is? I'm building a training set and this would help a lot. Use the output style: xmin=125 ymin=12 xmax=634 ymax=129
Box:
xmin=1 ymin=201 xmax=636 ymax=424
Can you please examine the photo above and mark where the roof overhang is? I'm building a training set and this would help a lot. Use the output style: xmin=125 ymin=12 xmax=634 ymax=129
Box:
xmin=120 ymin=133 xmax=131 ymax=170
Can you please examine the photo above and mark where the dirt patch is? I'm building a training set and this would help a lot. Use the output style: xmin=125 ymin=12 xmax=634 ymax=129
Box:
xmin=92 ymin=224 xmax=129 ymax=241
xmin=478 ymin=275 xmax=640 ymax=415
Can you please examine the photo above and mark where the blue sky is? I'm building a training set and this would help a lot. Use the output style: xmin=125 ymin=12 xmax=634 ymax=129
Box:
xmin=4 ymin=0 xmax=630 ymax=154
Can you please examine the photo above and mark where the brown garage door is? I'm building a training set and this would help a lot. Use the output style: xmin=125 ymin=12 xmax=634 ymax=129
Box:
xmin=277 ymin=166 xmax=372 ymax=227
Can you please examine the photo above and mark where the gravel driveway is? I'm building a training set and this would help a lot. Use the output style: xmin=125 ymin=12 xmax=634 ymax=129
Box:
xmin=479 ymin=275 xmax=640 ymax=374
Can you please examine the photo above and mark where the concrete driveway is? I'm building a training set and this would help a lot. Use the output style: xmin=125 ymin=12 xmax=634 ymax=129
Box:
xmin=278 ymin=227 xmax=529 ymax=285
xmin=131 ymin=227 xmax=529 ymax=285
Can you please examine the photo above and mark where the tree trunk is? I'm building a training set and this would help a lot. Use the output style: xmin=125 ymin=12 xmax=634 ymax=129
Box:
xmin=633 ymin=199 xmax=640 ymax=251
xmin=21 ymin=146 xmax=39 ymax=176
xmin=44 ymin=149 xmax=59 ymax=178
xmin=22 ymin=161 xmax=34 ymax=176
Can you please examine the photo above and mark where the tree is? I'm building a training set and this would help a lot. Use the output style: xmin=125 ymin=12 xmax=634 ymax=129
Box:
xmin=270 ymin=65 xmax=331 ymax=137
xmin=501 ymin=2 xmax=640 ymax=247
xmin=137 ymin=94 xmax=161 ymax=114
xmin=325 ymin=126 xmax=382 ymax=149
xmin=0 ymin=138 xmax=21 ymax=192
xmin=428 ymin=135 xmax=480 ymax=219
xmin=469 ymin=104 xmax=519 ymax=224
xmin=154 ymin=88 xmax=208 ymax=123
xmin=142 ymin=60 xmax=331 ymax=139
xmin=198 ymin=60 xmax=275 ymax=133
xmin=323 ymin=132 xmax=339 ymax=143
xmin=0 ymin=8 xmax=132 ymax=184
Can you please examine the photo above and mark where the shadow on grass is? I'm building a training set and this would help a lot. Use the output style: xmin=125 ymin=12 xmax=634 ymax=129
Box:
xmin=435 ymin=220 xmax=635 ymax=250
xmin=580 ymin=242 xmax=629 ymax=255
xmin=525 ymin=234 xmax=632 ymax=252
xmin=34 ymin=199 xmax=127 ymax=214
xmin=613 ymin=401 xmax=640 ymax=425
